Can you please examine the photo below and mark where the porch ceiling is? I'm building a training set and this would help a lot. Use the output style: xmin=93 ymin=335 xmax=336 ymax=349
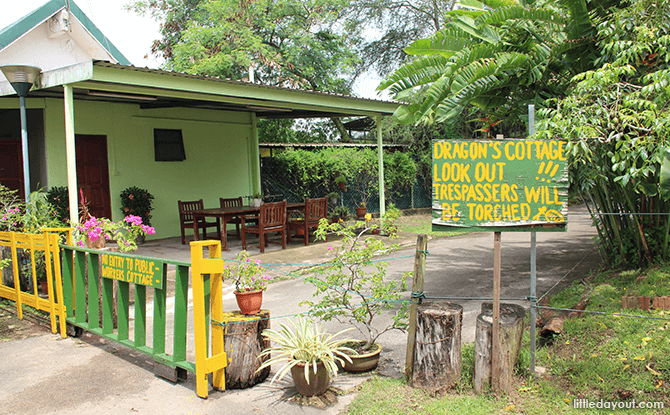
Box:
xmin=23 ymin=61 xmax=401 ymax=120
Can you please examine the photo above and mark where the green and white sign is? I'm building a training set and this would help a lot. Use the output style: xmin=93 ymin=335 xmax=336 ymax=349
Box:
xmin=101 ymin=253 xmax=164 ymax=289
xmin=432 ymin=139 xmax=568 ymax=232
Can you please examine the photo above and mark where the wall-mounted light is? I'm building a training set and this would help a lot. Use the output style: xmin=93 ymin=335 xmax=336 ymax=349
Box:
xmin=0 ymin=65 xmax=42 ymax=200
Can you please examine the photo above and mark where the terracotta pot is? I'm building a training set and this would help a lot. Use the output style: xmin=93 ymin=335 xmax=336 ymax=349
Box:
xmin=85 ymin=235 xmax=107 ymax=250
xmin=355 ymin=206 xmax=367 ymax=219
xmin=342 ymin=341 xmax=381 ymax=373
xmin=291 ymin=362 xmax=330 ymax=396
xmin=235 ymin=289 xmax=263 ymax=315
xmin=338 ymin=182 xmax=346 ymax=190
xmin=39 ymin=280 xmax=49 ymax=294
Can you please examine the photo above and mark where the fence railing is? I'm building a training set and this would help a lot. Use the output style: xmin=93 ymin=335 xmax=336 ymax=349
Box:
xmin=1 ymin=229 xmax=228 ymax=399
xmin=0 ymin=229 xmax=68 ymax=337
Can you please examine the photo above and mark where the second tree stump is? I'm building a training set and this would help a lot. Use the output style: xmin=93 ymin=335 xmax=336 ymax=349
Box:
xmin=474 ymin=302 xmax=525 ymax=394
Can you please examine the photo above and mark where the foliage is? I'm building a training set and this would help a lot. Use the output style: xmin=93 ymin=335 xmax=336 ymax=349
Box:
xmin=535 ymin=0 xmax=670 ymax=267
xmin=46 ymin=186 xmax=69 ymax=224
xmin=120 ymin=187 xmax=155 ymax=226
xmin=223 ymin=251 xmax=272 ymax=292
xmin=257 ymin=315 xmax=355 ymax=385
xmin=268 ymin=147 xmax=385 ymax=202
xmin=0 ymin=185 xmax=23 ymax=232
xmin=21 ymin=190 xmax=65 ymax=233
xmin=330 ymin=205 xmax=350 ymax=222
xmin=345 ymin=0 xmax=458 ymax=78
xmin=302 ymin=212 xmax=410 ymax=350
xmin=379 ymin=0 xmax=618 ymax=130
xmin=383 ymin=152 xmax=417 ymax=203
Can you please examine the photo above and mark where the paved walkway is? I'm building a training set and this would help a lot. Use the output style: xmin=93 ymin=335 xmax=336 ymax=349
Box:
xmin=0 ymin=206 xmax=602 ymax=415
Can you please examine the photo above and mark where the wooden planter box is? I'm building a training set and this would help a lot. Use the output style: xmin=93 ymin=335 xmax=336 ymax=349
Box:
xmin=621 ymin=295 xmax=670 ymax=310
xmin=653 ymin=296 xmax=670 ymax=310
xmin=622 ymin=295 xmax=652 ymax=310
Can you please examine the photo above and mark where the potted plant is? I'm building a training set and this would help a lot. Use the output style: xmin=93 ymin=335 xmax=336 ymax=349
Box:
xmin=251 ymin=192 xmax=263 ymax=207
xmin=257 ymin=315 xmax=355 ymax=396
xmin=334 ymin=175 xmax=347 ymax=190
xmin=302 ymin=210 xmax=410 ymax=372
xmin=78 ymin=190 xmax=156 ymax=252
xmin=120 ymin=187 xmax=155 ymax=243
xmin=329 ymin=206 xmax=349 ymax=223
xmin=223 ymin=251 xmax=272 ymax=315
xmin=327 ymin=191 xmax=340 ymax=206
xmin=355 ymin=202 xmax=367 ymax=219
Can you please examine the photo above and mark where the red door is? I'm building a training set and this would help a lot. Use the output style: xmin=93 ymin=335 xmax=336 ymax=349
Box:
xmin=0 ymin=139 xmax=24 ymax=199
xmin=76 ymin=135 xmax=112 ymax=219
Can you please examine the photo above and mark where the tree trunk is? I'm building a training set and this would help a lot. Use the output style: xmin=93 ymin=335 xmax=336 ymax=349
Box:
xmin=474 ymin=302 xmax=525 ymax=394
xmin=411 ymin=302 xmax=463 ymax=392
xmin=222 ymin=310 xmax=271 ymax=389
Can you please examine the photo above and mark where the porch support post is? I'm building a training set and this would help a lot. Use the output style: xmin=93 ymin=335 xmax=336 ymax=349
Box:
xmin=376 ymin=114 xmax=385 ymax=217
xmin=249 ymin=113 xmax=261 ymax=195
xmin=64 ymin=84 xmax=79 ymax=224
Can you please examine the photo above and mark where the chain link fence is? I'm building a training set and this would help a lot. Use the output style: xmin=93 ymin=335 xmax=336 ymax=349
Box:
xmin=261 ymin=157 xmax=432 ymax=215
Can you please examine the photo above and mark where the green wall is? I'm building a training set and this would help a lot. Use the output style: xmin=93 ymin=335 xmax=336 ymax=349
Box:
xmin=32 ymin=97 xmax=254 ymax=240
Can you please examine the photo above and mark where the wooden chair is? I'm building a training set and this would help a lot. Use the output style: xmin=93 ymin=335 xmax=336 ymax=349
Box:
xmin=241 ymin=200 xmax=287 ymax=253
xmin=219 ymin=197 xmax=246 ymax=239
xmin=178 ymin=199 xmax=220 ymax=245
xmin=287 ymin=197 xmax=328 ymax=246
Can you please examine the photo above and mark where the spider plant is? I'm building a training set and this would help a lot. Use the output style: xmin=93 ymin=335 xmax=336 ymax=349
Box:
xmin=257 ymin=315 xmax=356 ymax=385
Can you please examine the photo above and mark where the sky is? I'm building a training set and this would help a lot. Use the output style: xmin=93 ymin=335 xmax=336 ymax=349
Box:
xmin=1 ymin=0 xmax=387 ymax=100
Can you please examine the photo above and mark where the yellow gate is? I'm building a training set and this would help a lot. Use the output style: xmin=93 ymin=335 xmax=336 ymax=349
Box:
xmin=0 ymin=228 xmax=69 ymax=337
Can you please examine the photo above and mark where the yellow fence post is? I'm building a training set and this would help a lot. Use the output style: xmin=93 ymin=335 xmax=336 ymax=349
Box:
xmin=44 ymin=229 xmax=68 ymax=337
xmin=9 ymin=232 xmax=23 ymax=319
xmin=190 ymin=240 xmax=226 ymax=399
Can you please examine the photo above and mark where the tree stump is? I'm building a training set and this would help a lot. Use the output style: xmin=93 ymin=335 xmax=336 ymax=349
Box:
xmin=222 ymin=310 xmax=271 ymax=389
xmin=411 ymin=302 xmax=463 ymax=391
xmin=474 ymin=302 xmax=525 ymax=394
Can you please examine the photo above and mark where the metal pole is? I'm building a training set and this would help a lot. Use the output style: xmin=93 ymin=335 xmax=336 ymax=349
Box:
xmin=19 ymin=95 xmax=31 ymax=200
xmin=528 ymin=104 xmax=537 ymax=374
xmin=376 ymin=114 xmax=385 ymax=217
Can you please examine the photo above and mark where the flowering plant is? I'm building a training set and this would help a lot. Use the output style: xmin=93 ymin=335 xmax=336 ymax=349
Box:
xmin=223 ymin=250 xmax=272 ymax=292
xmin=120 ymin=186 xmax=154 ymax=226
xmin=76 ymin=215 xmax=155 ymax=252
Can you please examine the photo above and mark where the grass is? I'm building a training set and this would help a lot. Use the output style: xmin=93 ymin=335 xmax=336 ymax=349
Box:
xmin=394 ymin=213 xmax=465 ymax=238
xmin=343 ymin=264 xmax=670 ymax=414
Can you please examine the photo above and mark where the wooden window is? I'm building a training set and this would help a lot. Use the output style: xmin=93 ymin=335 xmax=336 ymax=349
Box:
xmin=154 ymin=129 xmax=186 ymax=161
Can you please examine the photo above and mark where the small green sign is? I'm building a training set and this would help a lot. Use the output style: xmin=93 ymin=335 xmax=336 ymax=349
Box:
xmin=432 ymin=139 xmax=568 ymax=232
xmin=101 ymin=253 xmax=164 ymax=289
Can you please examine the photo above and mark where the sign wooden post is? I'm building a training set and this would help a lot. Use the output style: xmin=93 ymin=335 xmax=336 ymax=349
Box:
xmin=405 ymin=234 xmax=428 ymax=379
xmin=491 ymin=231 xmax=502 ymax=390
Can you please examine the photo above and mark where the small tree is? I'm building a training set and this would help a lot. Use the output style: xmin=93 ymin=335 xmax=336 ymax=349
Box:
xmin=302 ymin=207 xmax=409 ymax=351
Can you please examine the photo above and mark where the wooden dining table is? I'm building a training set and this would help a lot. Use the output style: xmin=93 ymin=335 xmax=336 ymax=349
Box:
xmin=191 ymin=202 xmax=305 ymax=251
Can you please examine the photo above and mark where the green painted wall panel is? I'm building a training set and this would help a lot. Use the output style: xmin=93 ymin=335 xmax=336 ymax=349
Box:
xmin=40 ymin=98 xmax=254 ymax=240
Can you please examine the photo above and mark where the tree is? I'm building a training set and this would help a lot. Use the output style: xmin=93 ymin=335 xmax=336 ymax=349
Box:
xmin=378 ymin=0 xmax=617 ymax=130
xmin=127 ymin=0 xmax=361 ymax=141
xmin=536 ymin=0 xmax=670 ymax=267
xmin=346 ymin=0 xmax=458 ymax=78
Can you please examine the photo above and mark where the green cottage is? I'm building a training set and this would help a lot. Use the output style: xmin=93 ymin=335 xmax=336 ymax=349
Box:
xmin=0 ymin=0 xmax=399 ymax=240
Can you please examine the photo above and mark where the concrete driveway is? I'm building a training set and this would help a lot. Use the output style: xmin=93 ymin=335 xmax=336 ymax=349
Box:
xmin=0 ymin=205 xmax=601 ymax=415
